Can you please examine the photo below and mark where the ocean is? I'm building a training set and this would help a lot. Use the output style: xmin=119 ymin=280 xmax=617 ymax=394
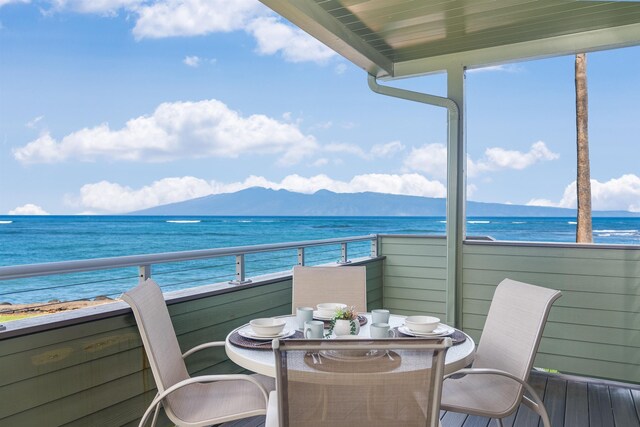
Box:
xmin=1 ymin=215 xmax=639 ymax=304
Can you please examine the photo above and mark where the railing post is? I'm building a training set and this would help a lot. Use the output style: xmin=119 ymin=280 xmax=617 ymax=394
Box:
xmin=297 ymin=248 xmax=305 ymax=266
xmin=139 ymin=265 xmax=151 ymax=284
xmin=370 ymin=236 xmax=378 ymax=257
xmin=229 ymin=254 xmax=252 ymax=285
xmin=337 ymin=242 xmax=351 ymax=265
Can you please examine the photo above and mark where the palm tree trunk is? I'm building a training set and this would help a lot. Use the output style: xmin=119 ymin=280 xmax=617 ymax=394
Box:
xmin=575 ymin=53 xmax=592 ymax=243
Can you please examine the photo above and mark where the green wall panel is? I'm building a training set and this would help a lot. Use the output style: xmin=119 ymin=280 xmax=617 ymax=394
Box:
xmin=462 ymin=242 xmax=640 ymax=383
xmin=0 ymin=260 xmax=383 ymax=426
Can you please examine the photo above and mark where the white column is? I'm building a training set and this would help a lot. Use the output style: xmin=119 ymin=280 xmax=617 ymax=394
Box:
xmin=445 ymin=64 xmax=466 ymax=327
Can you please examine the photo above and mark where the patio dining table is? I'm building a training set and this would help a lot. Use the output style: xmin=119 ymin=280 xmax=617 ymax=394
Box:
xmin=225 ymin=313 xmax=475 ymax=377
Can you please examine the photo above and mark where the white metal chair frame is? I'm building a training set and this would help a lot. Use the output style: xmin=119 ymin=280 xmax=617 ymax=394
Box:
xmin=440 ymin=278 xmax=561 ymax=427
xmin=123 ymin=279 xmax=271 ymax=427
xmin=443 ymin=368 xmax=551 ymax=427
xmin=139 ymin=340 xmax=270 ymax=427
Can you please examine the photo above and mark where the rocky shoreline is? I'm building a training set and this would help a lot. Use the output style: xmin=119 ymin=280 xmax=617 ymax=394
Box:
xmin=0 ymin=298 xmax=117 ymax=315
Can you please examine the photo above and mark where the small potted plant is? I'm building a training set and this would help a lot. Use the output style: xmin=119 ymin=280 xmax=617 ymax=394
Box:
xmin=326 ymin=305 xmax=360 ymax=337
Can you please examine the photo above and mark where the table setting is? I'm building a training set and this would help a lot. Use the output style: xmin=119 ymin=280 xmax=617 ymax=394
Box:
xmin=227 ymin=303 xmax=466 ymax=352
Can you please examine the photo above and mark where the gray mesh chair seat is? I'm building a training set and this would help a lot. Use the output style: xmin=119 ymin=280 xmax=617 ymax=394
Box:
xmin=267 ymin=338 xmax=452 ymax=427
xmin=440 ymin=278 xmax=562 ymax=427
xmin=123 ymin=279 xmax=274 ymax=427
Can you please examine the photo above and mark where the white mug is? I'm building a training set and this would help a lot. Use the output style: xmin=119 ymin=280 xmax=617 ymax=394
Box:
xmin=370 ymin=322 xmax=394 ymax=338
xmin=304 ymin=320 xmax=324 ymax=339
xmin=371 ymin=309 xmax=390 ymax=324
xmin=296 ymin=306 xmax=314 ymax=329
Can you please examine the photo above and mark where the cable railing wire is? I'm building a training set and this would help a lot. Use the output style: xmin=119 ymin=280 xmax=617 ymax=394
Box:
xmin=0 ymin=273 xmax=138 ymax=297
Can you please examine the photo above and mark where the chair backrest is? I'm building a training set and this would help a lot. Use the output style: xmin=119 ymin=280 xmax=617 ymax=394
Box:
xmin=273 ymin=338 xmax=451 ymax=427
xmin=474 ymin=278 xmax=561 ymax=382
xmin=122 ymin=279 xmax=189 ymax=396
xmin=292 ymin=266 xmax=367 ymax=314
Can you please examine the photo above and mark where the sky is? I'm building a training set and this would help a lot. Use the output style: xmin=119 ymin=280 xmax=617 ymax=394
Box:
xmin=1 ymin=0 xmax=639 ymax=215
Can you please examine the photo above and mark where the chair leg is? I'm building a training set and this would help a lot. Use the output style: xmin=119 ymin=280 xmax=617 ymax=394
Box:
xmin=495 ymin=419 xmax=504 ymax=427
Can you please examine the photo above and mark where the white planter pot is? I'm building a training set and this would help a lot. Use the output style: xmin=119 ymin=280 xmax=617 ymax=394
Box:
xmin=333 ymin=319 xmax=360 ymax=336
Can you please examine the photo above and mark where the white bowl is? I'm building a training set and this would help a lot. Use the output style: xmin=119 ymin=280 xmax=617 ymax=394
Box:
xmin=404 ymin=315 xmax=440 ymax=333
xmin=249 ymin=318 xmax=286 ymax=336
xmin=316 ymin=302 xmax=347 ymax=318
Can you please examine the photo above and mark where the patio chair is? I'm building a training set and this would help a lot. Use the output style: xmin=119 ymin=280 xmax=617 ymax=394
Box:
xmin=292 ymin=265 xmax=367 ymax=313
xmin=440 ymin=278 xmax=561 ymax=427
xmin=266 ymin=337 xmax=451 ymax=427
xmin=122 ymin=278 xmax=274 ymax=427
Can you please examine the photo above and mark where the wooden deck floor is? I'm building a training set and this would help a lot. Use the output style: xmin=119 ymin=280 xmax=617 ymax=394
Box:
xmin=222 ymin=371 xmax=640 ymax=427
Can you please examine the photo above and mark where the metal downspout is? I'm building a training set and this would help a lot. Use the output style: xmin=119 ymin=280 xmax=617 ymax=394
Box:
xmin=367 ymin=74 xmax=463 ymax=327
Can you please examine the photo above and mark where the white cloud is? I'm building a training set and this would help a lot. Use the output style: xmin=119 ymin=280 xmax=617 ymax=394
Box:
xmin=334 ymin=63 xmax=348 ymax=75
xmin=404 ymin=143 xmax=448 ymax=179
xmin=310 ymin=158 xmax=329 ymax=167
xmin=324 ymin=142 xmax=368 ymax=159
xmin=405 ymin=141 xmax=559 ymax=179
xmin=473 ymin=141 xmax=559 ymax=173
xmin=527 ymin=174 xmax=640 ymax=212
xmin=0 ymin=0 xmax=30 ymax=7
xmin=75 ymin=177 xmax=214 ymax=213
xmin=246 ymin=16 xmax=335 ymax=64
xmin=371 ymin=141 xmax=405 ymax=158
xmin=49 ymin=0 xmax=143 ymax=14
xmin=73 ymin=173 xmax=447 ymax=213
xmin=26 ymin=115 xmax=44 ymax=128
xmin=183 ymin=55 xmax=200 ymax=67
xmin=133 ymin=0 xmax=262 ymax=39
xmin=13 ymin=99 xmax=317 ymax=165
xmin=40 ymin=0 xmax=334 ymax=65
xmin=8 ymin=204 xmax=49 ymax=215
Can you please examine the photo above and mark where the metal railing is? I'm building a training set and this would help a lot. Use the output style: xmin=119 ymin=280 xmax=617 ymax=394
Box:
xmin=0 ymin=234 xmax=379 ymax=330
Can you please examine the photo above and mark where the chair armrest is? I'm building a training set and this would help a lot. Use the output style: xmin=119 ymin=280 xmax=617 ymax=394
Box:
xmin=443 ymin=368 xmax=551 ymax=427
xmin=182 ymin=341 xmax=226 ymax=359
xmin=138 ymin=374 xmax=270 ymax=427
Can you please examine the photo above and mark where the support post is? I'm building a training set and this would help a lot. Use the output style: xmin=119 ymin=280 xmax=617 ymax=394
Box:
xmin=139 ymin=265 xmax=151 ymax=284
xmin=367 ymin=73 xmax=462 ymax=327
xmin=445 ymin=65 xmax=466 ymax=328
xmin=370 ymin=236 xmax=378 ymax=257
xmin=229 ymin=254 xmax=252 ymax=285
xmin=297 ymin=247 xmax=305 ymax=266
xmin=337 ymin=242 xmax=351 ymax=265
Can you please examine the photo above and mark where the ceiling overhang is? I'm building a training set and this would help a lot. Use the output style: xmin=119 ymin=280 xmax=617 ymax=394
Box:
xmin=259 ymin=0 xmax=640 ymax=79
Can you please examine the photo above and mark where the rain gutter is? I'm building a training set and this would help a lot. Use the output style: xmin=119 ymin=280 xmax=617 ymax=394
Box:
xmin=367 ymin=73 xmax=464 ymax=327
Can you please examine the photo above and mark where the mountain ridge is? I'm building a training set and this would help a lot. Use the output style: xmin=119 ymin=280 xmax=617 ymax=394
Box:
xmin=128 ymin=187 xmax=640 ymax=217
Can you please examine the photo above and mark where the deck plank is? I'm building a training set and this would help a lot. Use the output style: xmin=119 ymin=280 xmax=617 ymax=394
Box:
xmin=610 ymin=387 xmax=640 ymax=427
xmin=632 ymin=389 xmax=640 ymax=422
xmin=588 ymin=383 xmax=615 ymax=427
xmin=544 ymin=375 xmax=567 ymax=427
xmin=512 ymin=373 xmax=548 ymax=427
xmin=221 ymin=372 xmax=640 ymax=427
xmin=565 ymin=380 xmax=588 ymax=427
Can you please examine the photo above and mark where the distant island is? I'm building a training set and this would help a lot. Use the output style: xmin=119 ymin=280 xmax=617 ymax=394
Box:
xmin=129 ymin=187 xmax=640 ymax=217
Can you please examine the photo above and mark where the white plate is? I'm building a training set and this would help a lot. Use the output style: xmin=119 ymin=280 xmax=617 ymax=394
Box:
xmin=238 ymin=328 xmax=295 ymax=341
xmin=313 ymin=311 xmax=333 ymax=321
xmin=398 ymin=324 xmax=455 ymax=337
xmin=320 ymin=349 xmax=383 ymax=361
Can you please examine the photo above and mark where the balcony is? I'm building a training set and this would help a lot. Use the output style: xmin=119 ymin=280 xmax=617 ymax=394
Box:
xmin=0 ymin=234 xmax=638 ymax=426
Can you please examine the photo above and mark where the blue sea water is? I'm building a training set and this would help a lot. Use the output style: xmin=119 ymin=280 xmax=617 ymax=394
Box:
xmin=0 ymin=215 xmax=638 ymax=304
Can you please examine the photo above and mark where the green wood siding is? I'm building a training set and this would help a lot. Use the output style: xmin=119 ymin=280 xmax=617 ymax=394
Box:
xmin=380 ymin=236 xmax=447 ymax=318
xmin=0 ymin=259 xmax=383 ymax=426
xmin=462 ymin=242 xmax=640 ymax=383
xmin=378 ymin=236 xmax=640 ymax=383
